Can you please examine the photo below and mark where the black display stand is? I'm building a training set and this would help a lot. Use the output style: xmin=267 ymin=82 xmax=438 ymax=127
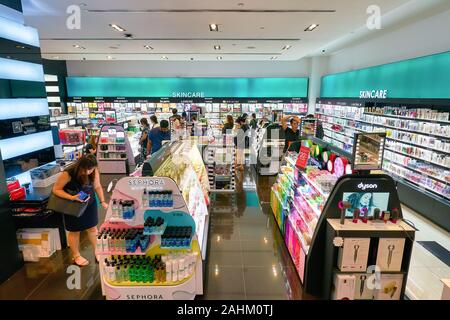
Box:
xmin=0 ymin=152 xmax=23 ymax=284
xmin=304 ymin=174 xmax=416 ymax=299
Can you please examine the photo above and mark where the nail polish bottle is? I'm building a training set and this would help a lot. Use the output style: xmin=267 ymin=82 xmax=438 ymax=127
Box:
xmin=108 ymin=262 xmax=116 ymax=282
xmin=116 ymin=266 xmax=122 ymax=283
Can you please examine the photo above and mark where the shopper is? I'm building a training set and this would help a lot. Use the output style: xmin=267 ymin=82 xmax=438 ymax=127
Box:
xmin=149 ymin=115 xmax=159 ymax=130
xmin=222 ymin=115 xmax=234 ymax=134
xmin=281 ymin=115 xmax=301 ymax=153
xmin=148 ymin=120 xmax=171 ymax=155
xmin=191 ymin=115 xmax=201 ymax=136
xmin=170 ymin=108 xmax=182 ymax=130
xmin=84 ymin=143 xmax=96 ymax=156
xmin=139 ymin=118 xmax=151 ymax=161
xmin=52 ymin=155 xmax=107 ymax=267
xmin=250 ymin=113 xmax=258 ymax=130
xmin=305 ymin=114 xmax=324 ymax=139
xmin=235 ymin=117 xmax=248 ymax=171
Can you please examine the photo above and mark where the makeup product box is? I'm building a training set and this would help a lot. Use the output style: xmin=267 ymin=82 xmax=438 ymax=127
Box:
xmin=376 ymin=238 xmax=405 ymax=272
xmin=338 ymin=238 xmax=371 ymax=272
xmin=354 ymin=273 xmax=375 ymax=300
xmin=332 ymin=274 xmax=356 ymax=300
xmin=376 ymin=274 xmax=404 ymax=300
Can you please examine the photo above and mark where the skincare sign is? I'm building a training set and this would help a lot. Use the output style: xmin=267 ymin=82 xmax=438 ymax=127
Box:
xmin=359 ymin=90 xmax=388 ymax=99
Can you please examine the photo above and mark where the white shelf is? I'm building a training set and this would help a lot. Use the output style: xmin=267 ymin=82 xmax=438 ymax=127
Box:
xmin=383 ymin=157 xmax=449 ymax=184
xmin=364 ymin=112 xmax=450 ymax=125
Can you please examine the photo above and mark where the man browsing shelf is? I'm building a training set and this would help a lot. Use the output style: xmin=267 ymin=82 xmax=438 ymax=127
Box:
xmin=281 ymin=115 xmax=301 ymax=153
xmin=147 ymin=120 xmax=171 ymax=155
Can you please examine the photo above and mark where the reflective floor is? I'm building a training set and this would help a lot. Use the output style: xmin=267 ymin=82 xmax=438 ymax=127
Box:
xmin=0 ymin=169 xmax=449 ymax=299
xmin=200 ymin=168 xmax=311 ymax=300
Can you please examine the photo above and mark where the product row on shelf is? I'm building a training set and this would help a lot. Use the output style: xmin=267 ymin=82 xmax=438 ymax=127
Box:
xmin=98 ymin=176 xmax=203 ymax=300
xmin=97 ymin=125 xmax=135 ymax=173
xmin=315 ymin=103 xmax=450 ymax=200
xmin=270 ymin=138 xmax=415 ymax=300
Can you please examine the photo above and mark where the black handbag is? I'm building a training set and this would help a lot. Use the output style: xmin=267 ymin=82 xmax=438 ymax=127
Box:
xmin=47 ymin=188 xmax=89 ymax=218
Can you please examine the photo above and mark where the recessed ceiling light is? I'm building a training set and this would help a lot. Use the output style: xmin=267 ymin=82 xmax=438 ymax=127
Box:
xmin=124 ymin=33 xmax=133 ymax=39
xmin=107 ymin=56 xmax=114 ymax=60
xmin=190 ymin=57 xmax=194 ymax=61
xmin=73 ymin=44 xmax=86 ymax=49
xmin=259 ymin=26 xmax=265 ymax=30
xmin=282 ymin=45 xmax=292 ymax=50
xmin=109 ymin=46 xmax=119 ymax=49
xmin=161 ymin=56 xmax=168 ymax=60
xmin=209 ymin=23 xmax=219 ymax=32
xmin=304 ymin=24 xmax=319 ymax=31
xmin=247 ymin=46 xmax=256 ymax=49
xmin=109 ymin=23 xmax=126 ymax=32
xmin=52 ymin=56 xmax=60 ymax=59
xmin=270 ymin=56 xmax=278 ymax=60
xmin=144 ymin=45 xmax=154 ymax=50
xmin=214 ymin=45 xmax=221 ymax=50
xmin=237 ymin=2 xmax=244 ymax=6
xmin=217 ymin=56 xmax=222 ymax=60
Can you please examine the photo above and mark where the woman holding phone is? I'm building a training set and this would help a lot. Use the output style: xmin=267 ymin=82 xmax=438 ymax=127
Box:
xmin=52 ymin=155 xmax=108 ymax=266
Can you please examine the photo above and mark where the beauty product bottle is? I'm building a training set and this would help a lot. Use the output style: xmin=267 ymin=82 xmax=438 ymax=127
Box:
xmin=118 ymin=200 xmax=123 ymax=219
xmin=108 ymin=262 xmax=116 ymax=282
xmin=179 ymin=258 xmax=185 ymax=280
xmin=112 ymin=199 xmax=118 ymax=218
xmin=172 ymin=259 xmax=179 ymax=282
xmin=96 ymin=235 xmax=103 ymax=252
xmin=116 ymin=266 xmax=122 ymax=283
xmin=166 ymin=260 xmax=172 ymax=282
xmin=102 ymin=234 xmax=109 ymax=252
xmin=142 ymin=189 xmax=148 ymax=208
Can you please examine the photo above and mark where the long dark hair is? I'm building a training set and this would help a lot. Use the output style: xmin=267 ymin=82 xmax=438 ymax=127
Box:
xmin=226 ymin=115 xmax=234 ymax=126
xmin=66 ymin=155 xmax=98 ymax=186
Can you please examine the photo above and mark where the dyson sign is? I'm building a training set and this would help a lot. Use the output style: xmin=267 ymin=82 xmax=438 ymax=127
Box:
xmin=357 ymin=182 xmax=378 ymax=191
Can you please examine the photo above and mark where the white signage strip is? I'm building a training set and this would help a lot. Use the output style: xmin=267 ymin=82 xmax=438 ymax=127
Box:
xmin=0 ymin=130 xmax=54 ymax=160
xmin=0 ymin=57 xmax=44 ymax=82
xmin=0 ymin=16 xmax=39 ymax=47
xmin=0 ymin=98 xmax=49 ymax=120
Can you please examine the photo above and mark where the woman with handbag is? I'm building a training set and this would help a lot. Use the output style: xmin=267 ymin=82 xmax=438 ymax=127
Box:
xmin=52 ymin=155 xmax=108 ymax=266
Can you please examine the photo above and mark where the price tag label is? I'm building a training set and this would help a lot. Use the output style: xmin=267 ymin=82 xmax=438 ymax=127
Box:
xmin=296 ymin=146 xmax=310 ymax=169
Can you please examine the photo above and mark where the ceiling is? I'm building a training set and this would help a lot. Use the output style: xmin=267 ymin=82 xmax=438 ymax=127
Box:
xmin=21 ymin=0 xmax=416 ymax=61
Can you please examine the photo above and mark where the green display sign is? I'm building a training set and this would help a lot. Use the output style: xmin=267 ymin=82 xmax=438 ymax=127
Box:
xmin=66 ymin=77 xmax=309 ymax=98
xmin=321 ymin=51 xmax=450 ymax=99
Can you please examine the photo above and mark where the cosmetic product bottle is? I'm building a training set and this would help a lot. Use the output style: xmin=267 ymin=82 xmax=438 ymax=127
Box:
xmin=118 ymin=200 xmax=123 ymax=219
xmin=391 ymin=208 xmax=399 ymax=223
xmin=179 ymin=258 xmax=185 ymax=280
xmin=112 ymin=199 xmax=118 ymax=218
xmin=115 ymin=266 xmax=122 ymax=283
xmin=96 ymin=235 xmax=103 ymax=252
xmin=166 ymin=260 xmax=172 ymax=282
xmin=142 ymin=189 xmax=148 ymax=208
xmin=108 ymin=263 xmax=116 ymax=282
xmin=102 ymin=235 xmax=109 ymax=252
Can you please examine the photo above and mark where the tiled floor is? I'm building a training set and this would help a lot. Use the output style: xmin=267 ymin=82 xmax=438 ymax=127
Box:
xmin=0 ymin=169 xmax=449 ymax=300
xmin=402 ymin=205 xmax=450 ymax=300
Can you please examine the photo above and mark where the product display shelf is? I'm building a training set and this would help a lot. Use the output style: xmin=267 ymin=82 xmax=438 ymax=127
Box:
xmin=318 ymin=104 xmax=450 ymax=204
xmin=363 ymin=112 xmax=450 ymax=124
xmin=97 ymin=125 xmax=135 ymax=173
xmin=98 ymin=177 xmax=203 ymax=300
xmin=205 ymin=137 xmax=236 ymax=193
xmin=300 ymin=173 xmax=416 ymax=300
xmin=384 ymin=146 xmax=449 ymax=170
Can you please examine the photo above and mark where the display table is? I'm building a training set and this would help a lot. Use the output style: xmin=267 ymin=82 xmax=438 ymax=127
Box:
xmin=10 ymin=185 xmax=67 ymax=248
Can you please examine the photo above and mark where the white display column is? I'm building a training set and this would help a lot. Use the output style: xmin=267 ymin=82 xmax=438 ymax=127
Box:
xmin=308 ymin=56 xmax=329 ymax=114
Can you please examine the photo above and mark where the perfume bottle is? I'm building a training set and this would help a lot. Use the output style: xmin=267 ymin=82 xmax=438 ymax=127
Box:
xmin=118 ymin=200 xmax=124 ymax=219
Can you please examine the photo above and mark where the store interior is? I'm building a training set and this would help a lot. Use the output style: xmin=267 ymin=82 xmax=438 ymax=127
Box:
xmin=0 ymin=0 xmax=449 ymax=300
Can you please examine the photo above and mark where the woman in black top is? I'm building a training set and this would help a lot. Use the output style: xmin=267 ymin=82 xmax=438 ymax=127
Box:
xmin=52 ymin=155 xmax=108 ymax=266
xmin=281 ymin=115 xmax=301 ymax=153
xmin=139 ymin=118 xmax=151 ymax=161
xmin=222 ymin=115 xmax=234 ymax=134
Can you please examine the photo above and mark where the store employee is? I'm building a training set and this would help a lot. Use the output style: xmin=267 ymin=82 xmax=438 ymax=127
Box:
xmin=281 ymin=115 xmax=301 ymax=153
xmin=148 ymin=120 xmax=171 ymax=155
